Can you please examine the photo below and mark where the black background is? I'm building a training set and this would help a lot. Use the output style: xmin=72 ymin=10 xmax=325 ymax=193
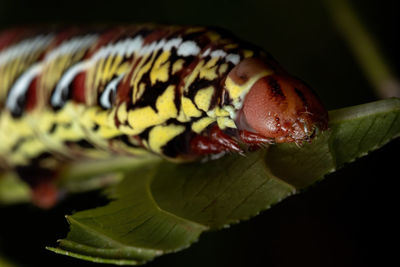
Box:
xmin=0 ymin=0 xmax=399 ymax=266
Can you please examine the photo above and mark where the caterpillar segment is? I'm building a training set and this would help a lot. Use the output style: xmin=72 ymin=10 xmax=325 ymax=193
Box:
xmin=0 ymin=25 xmax=328 ymax=206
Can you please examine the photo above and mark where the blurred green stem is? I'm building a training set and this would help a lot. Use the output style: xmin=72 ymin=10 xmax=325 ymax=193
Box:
xmin=326 ymin=0 xmax=400 ymax=98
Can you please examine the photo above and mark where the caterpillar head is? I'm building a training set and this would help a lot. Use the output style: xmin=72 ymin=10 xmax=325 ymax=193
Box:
xmin=231 ymin=58 xmax=328 ymax=144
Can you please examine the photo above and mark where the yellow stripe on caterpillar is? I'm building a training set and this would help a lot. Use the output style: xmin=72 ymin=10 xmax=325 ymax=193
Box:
xmin=217 ymin=117 xmax=237 ymax=130
xmin=194 ymin=86 xmax=214 ymax=112
xmin=150 ymin=51 xmax=171 ymax=85
xmin=148 ymin=124 xmax=185 ymax=154
xmin=199 ymin=57 xmax=219 ymax=80
xmin=131 ymin=52 xmax=158 ymax=103
xmin=191 ymin=117 xmax=216 ymax=133
xmin=183 ymin=60 xmax=205 ymax=93
xmin=181 ymin=97 xmax=202 ymax=118
xmin=172 ymin=59 xmax=185 ymax=74
xmin=116 ymin=102 xmax=128 ymax=123
xmin=127 ymin=85 xmax=177 ymax=132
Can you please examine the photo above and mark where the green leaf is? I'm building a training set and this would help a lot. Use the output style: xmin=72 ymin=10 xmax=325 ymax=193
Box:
xmin=267 ymin=98 xmax=400 ymax=188
xmin=49 ymin=98 xmax=400 ymax=265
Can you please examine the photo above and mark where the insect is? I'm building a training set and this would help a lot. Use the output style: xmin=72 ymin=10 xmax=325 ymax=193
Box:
xmin=0 ymin=25 xmax=328 ymax=207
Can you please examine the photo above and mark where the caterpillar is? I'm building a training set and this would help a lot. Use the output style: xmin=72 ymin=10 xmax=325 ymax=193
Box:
xmin=0 ymin=25 xmax=328 ymax=207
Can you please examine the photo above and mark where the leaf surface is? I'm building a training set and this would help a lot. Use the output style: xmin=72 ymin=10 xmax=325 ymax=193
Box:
xmin=49 ymin=98 xmax=400 ymax=265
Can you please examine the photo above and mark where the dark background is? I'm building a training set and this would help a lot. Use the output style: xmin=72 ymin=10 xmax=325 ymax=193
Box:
xmin=0 ymin=0 xmax=399 ymax=266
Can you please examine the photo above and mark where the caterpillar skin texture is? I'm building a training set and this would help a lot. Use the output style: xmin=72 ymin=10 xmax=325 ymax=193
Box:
xmin=0 ymin=25 xmax=328 ymax=171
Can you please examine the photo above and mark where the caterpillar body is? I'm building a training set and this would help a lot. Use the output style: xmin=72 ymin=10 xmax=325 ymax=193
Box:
xmin=0 ymin=25 xmax=328 ymax=207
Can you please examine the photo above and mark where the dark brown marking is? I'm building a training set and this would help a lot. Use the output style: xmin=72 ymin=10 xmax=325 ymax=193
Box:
xmin=142 ymin=29 xmax=170 ymax=45
xmin=294 ymin=87 xmax=308 ymax=107
xmin=266 ymin=76 xmax=285 ymax=99
xmin=48 ymin=123 xmax=57 ymax=134
xmin=116 ymin=59 xmax=140 ymax=105
xmin=71 ymin=72 xmax=87 ymax=104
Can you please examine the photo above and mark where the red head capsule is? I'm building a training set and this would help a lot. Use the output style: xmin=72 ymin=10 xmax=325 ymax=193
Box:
xmin=234 ymin=58 xmax=328 ymax=143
